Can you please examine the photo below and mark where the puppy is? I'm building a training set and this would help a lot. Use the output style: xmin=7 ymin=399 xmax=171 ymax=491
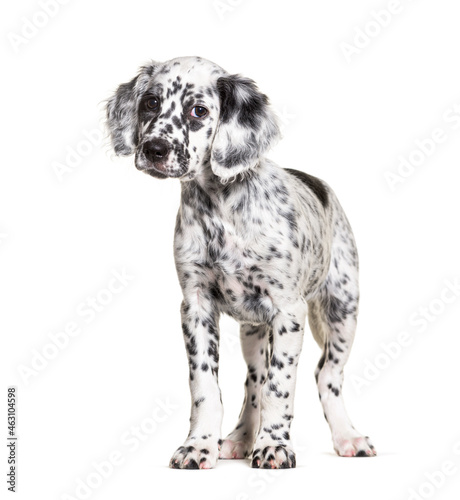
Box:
xmin=106 ymin=56 xmax=375 ymax=469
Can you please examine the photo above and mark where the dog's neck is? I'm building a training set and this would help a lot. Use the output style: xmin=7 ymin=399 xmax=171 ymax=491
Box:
xmin=185 ymin=157 xmax=263 ymax=192
xmin=178 ymin=158 xmax=275 ymax=231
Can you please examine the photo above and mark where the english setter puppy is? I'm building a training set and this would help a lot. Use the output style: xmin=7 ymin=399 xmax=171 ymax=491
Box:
xmin=106 ymin=56 xmax=376 ymax=469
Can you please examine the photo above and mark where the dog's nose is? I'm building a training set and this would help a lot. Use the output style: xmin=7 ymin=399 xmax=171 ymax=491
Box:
xmin=143 ymin=139 xmax=170 ymax=163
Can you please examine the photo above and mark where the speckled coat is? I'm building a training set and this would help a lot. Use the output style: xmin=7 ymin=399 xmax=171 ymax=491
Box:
xmin=106 ymin=56 xmax=376 ymax=469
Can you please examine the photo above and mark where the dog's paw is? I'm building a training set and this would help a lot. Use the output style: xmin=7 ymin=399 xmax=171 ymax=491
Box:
xmin=334 ymin=434 xmax=376 ymax=457
xmin=169 ymin=441 xmax=219 ymax=469
xmin=251 ymin=445 xmax=296 ymax=469
xmin=219 ymin=438 xmax=251 ymax=459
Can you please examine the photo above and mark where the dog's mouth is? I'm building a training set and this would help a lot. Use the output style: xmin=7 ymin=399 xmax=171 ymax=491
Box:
xmin=134 ymin=151 xmax=186 ymax=179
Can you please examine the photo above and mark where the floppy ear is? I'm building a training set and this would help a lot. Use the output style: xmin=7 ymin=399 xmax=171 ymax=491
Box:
xmin=106 ymin=63 xmax=158 ymax=156
xmin=211 ymin=74 xmax=280 ymax=180
xmin=106 ymin=75 xmax=140 ymax=156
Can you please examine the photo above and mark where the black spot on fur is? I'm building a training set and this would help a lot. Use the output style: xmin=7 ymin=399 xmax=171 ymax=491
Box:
xmin=216 ymin=75 xmax=269 ymax=129
xmin=285 ymin=168 xmax=329 ymax=209
xmin=184 ymin=459 xmax=199 ymax=469
xmin=324 ymin=295 xmax=356 ymax=324
xmin=189 ymin=119 xmax=205 ymax=132
xmin=172 ymin=115 xmax=182 ymax=129
xmin=271 ymin=355 xmax=284 ymax=370
xmin=290 ymin=322 xmax=300 ymax=332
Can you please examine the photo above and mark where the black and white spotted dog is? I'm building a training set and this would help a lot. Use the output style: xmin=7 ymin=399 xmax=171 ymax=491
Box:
xmin=106 ymin=56 xmax=376 ymax=469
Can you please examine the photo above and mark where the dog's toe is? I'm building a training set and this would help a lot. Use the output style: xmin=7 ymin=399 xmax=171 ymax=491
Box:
xmin=334 ymin=434 xmax=376 ymax=458
xmin=251 ymin=445 xmax=296 ymax=469
xmin=170 ymin=441 xmax=219 ymax=469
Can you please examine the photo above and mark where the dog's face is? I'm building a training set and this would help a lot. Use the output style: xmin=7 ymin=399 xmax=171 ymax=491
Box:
xmin=131 ymin=58 xmax=225 ymax=180
xmin=106 ymin=56 xmax=280 ymax=181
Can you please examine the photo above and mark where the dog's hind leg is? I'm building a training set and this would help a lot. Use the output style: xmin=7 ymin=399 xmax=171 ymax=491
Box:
xmin=309 ymin=226 xmax=376 ymax=458
xmin=220 ymin=323 xmax=269 ymax=459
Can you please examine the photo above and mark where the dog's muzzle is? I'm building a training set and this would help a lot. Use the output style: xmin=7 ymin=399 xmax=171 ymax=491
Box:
xmin=136 ymin=139 xmax=171 ymax=178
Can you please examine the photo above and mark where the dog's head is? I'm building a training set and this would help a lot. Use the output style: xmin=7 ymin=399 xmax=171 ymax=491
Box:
xmin=106 ymin=56 xmax=280 ymax=181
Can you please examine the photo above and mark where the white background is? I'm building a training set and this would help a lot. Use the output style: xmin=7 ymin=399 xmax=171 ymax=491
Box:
xmin=2 ymin=1 xmax=460 ymax=499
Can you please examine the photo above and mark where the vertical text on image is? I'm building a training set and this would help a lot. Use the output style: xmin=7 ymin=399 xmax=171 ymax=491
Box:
xmin=7 ymin=387 xmax=17 ymax=493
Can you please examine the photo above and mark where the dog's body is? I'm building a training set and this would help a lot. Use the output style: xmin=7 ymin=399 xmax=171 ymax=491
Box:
xmin=107 ymin=56 xmax=375 ymax=469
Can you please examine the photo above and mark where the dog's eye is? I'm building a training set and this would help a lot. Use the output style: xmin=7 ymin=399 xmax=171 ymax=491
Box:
xmin=145 ymin=97 xmax=160 ymax=111
xmin=191 ymin=106 xmax=208 ymax=118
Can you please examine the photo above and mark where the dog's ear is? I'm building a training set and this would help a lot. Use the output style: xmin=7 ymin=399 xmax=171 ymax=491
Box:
xmin=211 ymin=75 xmax=280 ymax=180
xmin=106 ymin=75 xmax=140 ymax=156
xmin=106 ymin=63 xmax=158 ymax=156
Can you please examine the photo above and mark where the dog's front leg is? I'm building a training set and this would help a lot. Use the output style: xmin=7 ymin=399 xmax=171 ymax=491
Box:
xmin=169 ymin=295 xmax=222 ymax=469
xmin=251 ymin=300 xmax=308 ymax=469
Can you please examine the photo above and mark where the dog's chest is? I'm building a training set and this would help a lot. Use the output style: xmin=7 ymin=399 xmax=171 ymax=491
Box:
xmin=175 ymin=178 xmax=330 ymax=323
xmin=203 ymin=214 xmax=298 ymax=323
